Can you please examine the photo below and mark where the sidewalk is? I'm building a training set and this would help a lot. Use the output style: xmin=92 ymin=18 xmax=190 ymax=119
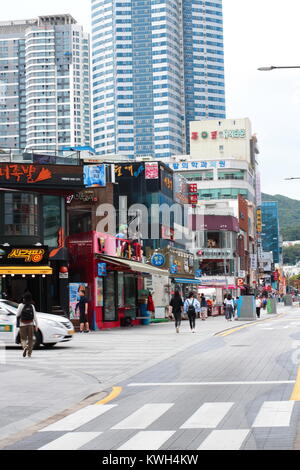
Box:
xmin=0 ymin=303 xmax=293 ymax=446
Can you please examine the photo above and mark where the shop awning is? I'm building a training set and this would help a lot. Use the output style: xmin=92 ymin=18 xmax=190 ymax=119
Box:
xmin=97 ymin=255 xmax=170 ymax=276
xmin=0 ymin=266 xmax=53 ymax=275
xmin=174 ymin=278 xmax=202 ymax=284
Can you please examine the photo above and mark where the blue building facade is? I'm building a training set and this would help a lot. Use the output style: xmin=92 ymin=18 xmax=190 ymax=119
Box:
xmin=261 ymin=201 xmax=281 ymax=264
xmin=91 ymin=0 xmax=226 ymax=158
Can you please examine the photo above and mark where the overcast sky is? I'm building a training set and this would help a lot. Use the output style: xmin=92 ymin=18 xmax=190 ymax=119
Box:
xmin=2 ymin=0 xmax=300 ymax=200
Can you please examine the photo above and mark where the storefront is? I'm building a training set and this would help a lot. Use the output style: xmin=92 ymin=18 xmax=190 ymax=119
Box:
xmin=67 ymin=231 xmax=169 ymax=329
xmin=0 ymin=246 xmax=52 ymax=311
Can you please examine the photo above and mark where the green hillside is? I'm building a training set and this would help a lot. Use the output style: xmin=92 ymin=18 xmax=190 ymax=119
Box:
xmin=261 ymin=193 xmax=300 ymax=242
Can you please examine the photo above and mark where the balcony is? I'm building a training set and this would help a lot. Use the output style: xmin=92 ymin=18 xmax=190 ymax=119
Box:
xmin=0 ymin=147 xmax=81 ymax=165
xmin=115 ymin=238 xmax=142 ymax=262
xmin=95 ymin=233 xmax=142 ymax=262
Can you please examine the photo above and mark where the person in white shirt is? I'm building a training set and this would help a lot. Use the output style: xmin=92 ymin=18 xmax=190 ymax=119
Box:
xmin=184 ymin=292 xmax=201 ymax=332
xmin=224 ymin=294 xmax=235 ymax=321
xmin=256 ymin=297 xmax=262 ymax=318
xmin=16 ymin=293 xmax=38 ymax=358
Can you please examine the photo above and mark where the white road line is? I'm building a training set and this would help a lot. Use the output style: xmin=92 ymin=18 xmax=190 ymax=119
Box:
xmin=39 ymin=404 xmax=117 ymax=432
xmin=128 ymin=381 xmax=295 ymax=386
xmin=38 ymin=432 xmax=101 ymax=450
xmin=180 ymin=402 xmax=234 ymax=429
xmin=252 ymin=401 xmax=295 ymax=427
xmin=198 ymin=429 xmax=250 ymax=450
xmin=112 ymin=403 xmax=174 ymax=430
xmin=118 ymin=431 xmax=175 ymax=450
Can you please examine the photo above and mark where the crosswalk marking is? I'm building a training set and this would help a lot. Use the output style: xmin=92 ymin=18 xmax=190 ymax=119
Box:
xmin=118 ymin=431 xmax=175 ymax=450
xmin=198 ymin=429 xmax=250 ymax=450
xmin=39 ymin=405 xmax=116 ymax=432
xmin=180 ymin=402 xmax=234 ymax=429
xmin=112 ymin=403 xmax=174 ymax=430
xmin=38 ymin=432 xmax=101 ymax=450
xmin=252 ymin=401 xmax=295 ymax=427
xmin=34 ymin=399 xmax=298 ymax=451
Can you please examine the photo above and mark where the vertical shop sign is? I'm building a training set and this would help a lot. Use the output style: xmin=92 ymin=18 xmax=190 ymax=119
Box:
xmin=145 ymin=162 xmax=159 ymax=179
xmin=97 ymin=262 xmax=107 ymax=276
xmin=95 ymin=277 xmax=104 ymax=307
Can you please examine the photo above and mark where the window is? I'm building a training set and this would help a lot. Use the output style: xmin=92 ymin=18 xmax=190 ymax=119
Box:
xmin=104 ymin=272 xmax=117 ymax=321
xmin=218 ymin=170 xmax=245 ymax=181
xmin=4 ymin=193 xmax=38 ymax=236
xmin=42 ymin=196 xmax=61 ymax=247
xmin=69 ymin=210 xmax=92 ymax=235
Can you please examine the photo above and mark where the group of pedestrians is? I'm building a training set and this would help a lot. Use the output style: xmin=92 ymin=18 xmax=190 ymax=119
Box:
xmin=223 ymin=294 xmax=237 ymax=321
xmin=169 ymin=291 xmax=208 ymax=333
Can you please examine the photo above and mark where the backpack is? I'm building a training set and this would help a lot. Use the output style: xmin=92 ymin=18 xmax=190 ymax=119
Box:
xmin=187 ymin=299 xmax=196 ymax=316
xmin=20 ymin=304 xmax=34 ymax=323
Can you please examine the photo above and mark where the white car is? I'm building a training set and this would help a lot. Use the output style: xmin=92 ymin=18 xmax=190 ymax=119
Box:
xmin=0 ymin=299 xmax=75 ymax=349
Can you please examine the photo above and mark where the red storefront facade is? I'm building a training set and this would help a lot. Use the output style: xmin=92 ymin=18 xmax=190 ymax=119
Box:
xmin=67 ymin=231 xmax=168 ymax=329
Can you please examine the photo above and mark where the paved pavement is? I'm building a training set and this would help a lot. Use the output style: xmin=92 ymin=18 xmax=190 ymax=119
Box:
xmin=1 ymin=304 xmax=299 ymax=449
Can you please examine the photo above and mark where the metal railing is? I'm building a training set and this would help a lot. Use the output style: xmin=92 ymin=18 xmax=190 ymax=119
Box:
xmin=0 ymin=148 xmax=81 ymax=165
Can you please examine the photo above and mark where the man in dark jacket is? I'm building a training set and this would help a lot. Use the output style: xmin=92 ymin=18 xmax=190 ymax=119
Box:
xmin=200 ymin=294 xmax=208 ymax=320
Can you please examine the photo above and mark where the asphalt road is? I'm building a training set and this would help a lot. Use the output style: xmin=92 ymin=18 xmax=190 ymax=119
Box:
xmin=2 ymin=305 xmax=300 ymax=450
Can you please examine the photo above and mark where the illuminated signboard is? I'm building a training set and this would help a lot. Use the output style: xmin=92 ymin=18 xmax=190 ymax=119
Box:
xmin=166 ymin=160 xmax=226 ymax=171
xmin=0 ymin=163 xmax=83 ymax=188
xmin=84 ymin=165 xmax=106 ymax=188
xmin=256 ymin=209 xmax=262 ymax=233
xmin=0 ymin=246 xmax=49 ymax=266
xmin=191 ymin=129 xmax=246 ymax=140
xmin=188 ymin=183 xmax=198 ymax=205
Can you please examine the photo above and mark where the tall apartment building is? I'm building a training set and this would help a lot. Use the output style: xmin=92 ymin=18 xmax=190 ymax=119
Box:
xmin=91 ymin=0 xmax=225 ymax=159
xmin=0 ymin=15 xmax=91 ymax=152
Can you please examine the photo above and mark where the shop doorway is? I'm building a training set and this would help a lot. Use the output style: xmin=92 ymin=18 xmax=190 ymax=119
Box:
xmin=103 ymin=272 xmax=117 ymax=321
xmin=1 ymin=275 xmax=48 ymax=311
xmin=124 ymin=273 xmax=138 ymax=319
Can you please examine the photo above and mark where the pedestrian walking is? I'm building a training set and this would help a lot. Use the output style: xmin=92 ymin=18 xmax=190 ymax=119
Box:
xmin=147 ymin=291 xmax=155 ymax=318
xmin=200 ymin=293 xmax=208 ymax=321
xmin=184 ymin=292 xmax=200 ymax=333
xmin=169 ymin=291 xmax=184 ymax=333
xmin=224 ymin=294 xmax=235 ymax=321
xmin=223 ymin=294 xmax=228 ymax=316
xmin=256 ymin=296 xmax=262 ymax=318
xmin=262 ymin=297 xmax=267 ymax=310
xmin=76 ymin=289 xmax=90 ymax=333
xmin=16 ymin=293 xmax=38 ymax=358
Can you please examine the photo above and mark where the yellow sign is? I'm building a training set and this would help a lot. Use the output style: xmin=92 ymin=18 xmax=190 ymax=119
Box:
xmin=0 ymin=266 xmax=52 ymax=275
xmin=256 ymin=209 xmax=262 ymax=233
xmin=8 ymin=248 xmax=45 ymax=263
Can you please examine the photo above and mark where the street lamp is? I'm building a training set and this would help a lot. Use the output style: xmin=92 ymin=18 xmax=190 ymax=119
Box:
xmin=258 ymin=66 xmax=300 ymax=71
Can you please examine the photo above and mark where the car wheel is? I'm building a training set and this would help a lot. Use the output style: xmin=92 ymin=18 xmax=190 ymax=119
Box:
xmin=33 ymin=330 xmax=42 ymax=350
xmin=43 ymin=343 xmax=57 ymax=348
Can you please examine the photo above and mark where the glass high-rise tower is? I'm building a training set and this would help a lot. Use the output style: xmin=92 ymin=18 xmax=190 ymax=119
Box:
xmin=92 ymin=0 xmax=226 ymax=158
